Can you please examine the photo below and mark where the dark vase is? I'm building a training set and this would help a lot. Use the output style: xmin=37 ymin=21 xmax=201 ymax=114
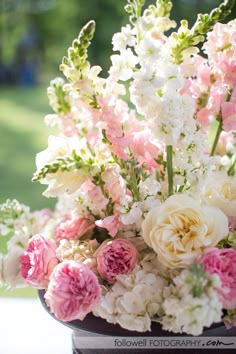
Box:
xmin=38 ymin=290 xmax=236 ymax=354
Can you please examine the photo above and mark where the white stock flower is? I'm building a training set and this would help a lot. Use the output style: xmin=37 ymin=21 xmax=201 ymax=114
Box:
xmin=201 ymin=171 xmax=236 ymax=217
xmin=161 ymin=268 xmax=222 ymax=336
xmin=121 ymin=197 xmax=161 ymax=229
xmin=138 ymin=176 xmax=161 ymax=200
xmin=112 ymin=25 xmax=136 ymax=51
xmin=142 ymin=194 xmax=229 ymax=268
xmin=109 ymin=49 xmax=139 ymax=81
xmin=135 ymin=36 xmax=163 ymax=66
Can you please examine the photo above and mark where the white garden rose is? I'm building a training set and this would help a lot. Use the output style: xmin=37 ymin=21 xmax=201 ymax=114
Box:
xmin=201 ymin=172 xmax=236 ymax=217
xmin=141 ymin=194 xmax=229 ymax=268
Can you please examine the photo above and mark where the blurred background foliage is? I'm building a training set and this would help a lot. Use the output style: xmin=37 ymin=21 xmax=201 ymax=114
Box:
xmin=0 ymin=0 xmax=236 ymax=211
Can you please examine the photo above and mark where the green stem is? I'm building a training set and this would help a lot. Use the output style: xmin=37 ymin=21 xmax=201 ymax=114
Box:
xmin=210 ymin=118 xmax=222 ymax=156
xmin=166 ymin=145 xmax=174 ymax=196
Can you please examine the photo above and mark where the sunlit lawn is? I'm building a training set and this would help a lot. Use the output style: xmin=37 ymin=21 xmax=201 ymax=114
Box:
xmin=0 ymin=85 xmax=56 ymax=209
xmin=0 ymin=85 xmax=56 ymax=298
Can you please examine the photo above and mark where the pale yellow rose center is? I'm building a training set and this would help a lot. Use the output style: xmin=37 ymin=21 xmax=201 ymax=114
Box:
xmin=154 ymin=208 xmax=206 ymax=254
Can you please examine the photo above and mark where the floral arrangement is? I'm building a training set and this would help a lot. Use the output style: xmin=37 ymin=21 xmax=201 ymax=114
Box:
xmin=1 ymin=0 xmax=236 ymax=336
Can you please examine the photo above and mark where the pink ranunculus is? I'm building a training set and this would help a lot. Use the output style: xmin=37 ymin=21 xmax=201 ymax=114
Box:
xmin=95 ymin=215 xmax=122 ymax=237
xmin=45 ymin=261 xmax=101 ymax=321
xmin=19 ymin=234 xmax=59 ymax=289
xmin=197 ymin=247 xmax=236 ymax=309
xmin=96 ymin=239 xmax=139 ymax=282
xmin=55 ymin=214 xmax=95 ymax=242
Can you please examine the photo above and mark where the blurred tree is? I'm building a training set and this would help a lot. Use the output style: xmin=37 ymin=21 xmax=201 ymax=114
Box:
xmin=0 ymin=0 xmax=236 ymax=80
xmin=32 ymin=0 xmax=126 ymax=76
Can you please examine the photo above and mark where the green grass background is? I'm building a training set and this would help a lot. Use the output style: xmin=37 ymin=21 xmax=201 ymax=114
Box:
xmin=0 ymin=85 xmax=56 ymax=298
xmin=0 ymin=86 xmax=56 ymax=209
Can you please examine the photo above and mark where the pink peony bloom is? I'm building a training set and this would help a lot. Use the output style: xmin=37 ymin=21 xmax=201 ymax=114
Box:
xmin=45 ymin=261 xmax=101 ymax=321
xmin=55 ymin=214 xmax=95 ymax=242
xmin=95 ymin=215 xmax=122 ymax=237
xmin=96 ymin=239 xmax=139 ymax=282
xmin=197 ymin=247 xmax=236 ymax=309
xmin=20 ymin=234 xmax=59 ymax=289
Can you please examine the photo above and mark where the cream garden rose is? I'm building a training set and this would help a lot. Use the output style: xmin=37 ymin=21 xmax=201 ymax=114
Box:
xmin=201 ymin=172 xmax=236 ymax=217
xmin=141 ymin=194 xmax=229 ymax=268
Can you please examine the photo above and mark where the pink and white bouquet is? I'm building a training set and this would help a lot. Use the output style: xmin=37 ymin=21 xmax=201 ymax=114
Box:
xmin=1 ymin=0 xmax=236 ymax=336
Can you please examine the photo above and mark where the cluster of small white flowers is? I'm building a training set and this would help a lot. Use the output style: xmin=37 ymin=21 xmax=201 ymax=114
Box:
xmin=138 ymin=175 xmax=161 ymax=200
xmin=160 ymin=267 xmax=223 ymax=336
xmin=121 ymin=196 xmax=160 ymax=229
xmin=0 ymin=199 xmax=30 ymax=237
xmin=93 ymin=268 xmax=166 ymax=332
xmin=173 ymin=130 xmax=213 ymax=188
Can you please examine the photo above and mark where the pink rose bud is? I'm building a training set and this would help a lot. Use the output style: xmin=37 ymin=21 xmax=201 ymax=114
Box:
xmin=45 ymin=261 xmax=101 ymax=322
xmin=96 ymin=239 xmax=139 ymax=282
xmin=20 ymin=234 xmax=59 ymax=289
xmin=198 ymin=247 xmax=236 ymax=309
xmin=55 ymin=214 xmax=95 ymax=242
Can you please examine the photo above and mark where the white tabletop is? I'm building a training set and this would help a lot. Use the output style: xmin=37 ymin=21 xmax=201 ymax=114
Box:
xmin=0 ymin=298 xmax=72 ymax=354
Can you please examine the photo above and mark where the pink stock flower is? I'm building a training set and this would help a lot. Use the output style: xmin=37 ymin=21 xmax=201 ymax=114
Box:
xmin=221 ymin=87 xmax=236 ymax=132
xmin=197 ymin=108 xmax=211 ymax=127
xmin=45 ymin=261 xmax=101 ymax=322
xmin=203 ymin=22 xmax=236 ymax=63
xmin=221 ymin=102 xmax=236 ymax=131
xmin=95 ymin=215 xmax=122 ymax=237
xmin=129 ymin=131 xmax=160 ymax=169
xmin=55 ymin=214 xmax=95 ymax=242
xmin=96 ymin=239 xmax=139 ymax=282
xmin=197 ymin=247 xmax=236 ymax=309
xmin=216 ymin=131 xmax=234 ymax=155
xmin=97 ymin=96 xmax=128 ymax=138
xmin=20 ymin=234 xmax=59 ymax=289
xmin=224 ymin=60 xmax=236 ymax=87
xmin=80 ymin=180 xmax=109 ymax=211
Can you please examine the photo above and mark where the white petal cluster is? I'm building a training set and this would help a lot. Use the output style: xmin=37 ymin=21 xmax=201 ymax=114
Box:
xmin=109 ymin=49 xmax=139 ymax=81
xmin=93 ymin=268 xmax=166 ymax=332
xmin=161 ymin=268 xmax=223 ymax=336
xmin=112 ymin=25 xmax=136 ymax=51
xmin=121 ymin=196 xmax=161 ymax=230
